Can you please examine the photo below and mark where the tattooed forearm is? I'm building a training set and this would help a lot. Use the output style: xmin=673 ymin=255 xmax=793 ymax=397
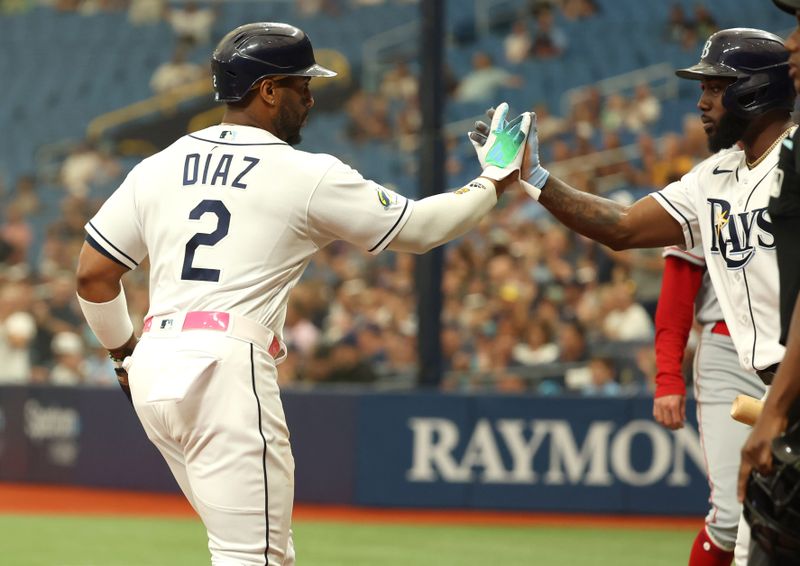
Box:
xmin=538 ymin=176 xmax=630 ymax=249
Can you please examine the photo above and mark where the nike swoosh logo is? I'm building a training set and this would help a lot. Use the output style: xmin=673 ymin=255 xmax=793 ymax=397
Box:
xmin=713 ymin=166 xmax=734 ymax=175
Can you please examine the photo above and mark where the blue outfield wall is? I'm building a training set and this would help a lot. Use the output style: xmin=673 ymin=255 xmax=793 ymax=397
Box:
xmin=0 ymin=386 xmax=707 ymax=515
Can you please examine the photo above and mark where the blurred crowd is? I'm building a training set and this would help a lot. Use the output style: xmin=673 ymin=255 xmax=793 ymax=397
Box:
xmin=0 ymin=0 xmax=722 ymax=395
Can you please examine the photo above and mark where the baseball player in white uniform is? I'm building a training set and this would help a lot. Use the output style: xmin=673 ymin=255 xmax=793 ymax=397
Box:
xmin=470 ymin=27 xmax=795 ymax=566
xmin=654 ymin=245 xmax=766 ymax=565
xmin=74 ymin=22 xmax=532 ymax=566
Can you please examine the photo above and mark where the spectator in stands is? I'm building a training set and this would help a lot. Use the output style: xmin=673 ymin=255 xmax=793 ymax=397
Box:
xmin=345 ymin=89 xmax=393 ymax=142
xmin=626 ymin=84 xmax=661 ymax=132
xmin=51 ymin=196 xmax=93 ymax=242
xmin=0 ymin=204 xmax=33 ymax=266
xmin=29 ymin=272 xmax=84 ymax=373
xmin=150 ymin=44 xmax=206 ymax=94
xmin=600 ymin=94 xmax=627 ymax=132
xmin=512 ymin=319 xmax=559 ymax=365
xmin=557 ymin=319 xmax=592 ymax=389
xmin=504 ymin=21 xmax=532 ymax=65
xmin=454 ymin=52 xmax=522 ymax=103
xmin=325 ymin=334 xmax=378 ymax=383
xmin=581 ymin=357 xmax=622 ymax=396
xmin=531 ymin=103 xmax=567 ymax=141
xmin=561 ymin=0 xmax=599 ymax=20
xmin=128 ymin=0 xmax=164 ymax=25
xmin=680 ymin=25 xmax=701 ymax=51
xmin=163 ymin=0 xmax=219 ymax=46
xmin=530 ymin=4 xmax=568 ymax=59
xmin=379 ymin=60 xmax=418 ymax=102
xmin=296 ymin=0 xmax=336 ymax=17
xmin=83 ymin=334 xmax=118 ymax=387
xmin=569 ymin=88 xmax=601 ymax=140
xmin=37 ymin=226 xmax=77 ymax=279
xmin=382 ymin=328 xmax=416 ymax=379
xmin=49 ymin=331 xmax=87 ymax=386
xmin=681 ymin=113 xmax=710 ymax=160
xmin=650 ymin=132 xmax=695 ymax=186
xmin=60 ymin=142 xmax=121 ymax=199
xmin=557 ymin=319 xmax=589 ymax=363
xmin=357 ymin=323 xmax=389 ymax=375
xmin=601 ymin=280 xmax=654 ymax=341
xmin=284 ymin=299 xmax=321 ymax=359
xmin=0 ymin=311 xmax=36 ymax=384
xmin=10 ymin=175 xmax=40 ymax=216
xmin=665 ymin=3 xmax=691 ymax=43
xmin=693 ymin=3 xmax=718 ymax=39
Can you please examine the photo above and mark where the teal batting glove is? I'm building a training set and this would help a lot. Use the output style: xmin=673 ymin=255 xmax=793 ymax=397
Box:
xmin=469 ymin=107 xmax=550 ymax=199
xmin=469 ymin=102 xmax=532 ymax=182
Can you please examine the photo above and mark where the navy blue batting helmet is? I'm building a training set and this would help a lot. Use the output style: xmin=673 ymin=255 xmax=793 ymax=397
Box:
xmin=211 ymin=22 xmax=337 ymax=103
xmin=675 ymin=28 xmax=795 ymax=119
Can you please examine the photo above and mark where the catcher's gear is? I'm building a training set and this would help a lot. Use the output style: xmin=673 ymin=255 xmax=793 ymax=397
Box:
xmin=744 ymin=421 xmax=800 ymax=562
xmin=675 ymin=28 xmax=795 ymax=120
xmin=211 ymin=22 xmax=336 ymax=103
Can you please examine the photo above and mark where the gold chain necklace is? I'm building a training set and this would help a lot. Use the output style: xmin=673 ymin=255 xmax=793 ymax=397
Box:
xmin=746 ymin=127 xmax=793 ymax=169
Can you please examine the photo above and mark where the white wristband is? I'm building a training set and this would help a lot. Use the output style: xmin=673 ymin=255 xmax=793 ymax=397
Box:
xmin=77 ymin=286 xmax=134 ymax=350
xmin=519 ymin=179 xmax=542 ymax=201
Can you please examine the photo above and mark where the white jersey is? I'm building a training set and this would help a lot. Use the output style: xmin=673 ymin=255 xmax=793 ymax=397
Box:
xmin=651 ymin=129 xmax=794 ymax=371
xmin=662 ymin=244 xmax=723 ymax=325
xmin=86 ymin=124 xmax=414 ymax=342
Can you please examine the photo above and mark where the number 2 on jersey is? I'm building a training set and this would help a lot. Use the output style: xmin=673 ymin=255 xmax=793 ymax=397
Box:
xmin=181 ymin=199 xmax=230 ymax=282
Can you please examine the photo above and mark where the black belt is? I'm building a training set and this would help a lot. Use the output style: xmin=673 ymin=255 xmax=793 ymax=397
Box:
xmin=756 ymin=363 xmax=779 ymax=385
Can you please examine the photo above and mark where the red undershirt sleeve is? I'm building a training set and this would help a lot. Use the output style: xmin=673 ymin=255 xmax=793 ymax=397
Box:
xmin=654 ymin=255 xmax=704 ymax=398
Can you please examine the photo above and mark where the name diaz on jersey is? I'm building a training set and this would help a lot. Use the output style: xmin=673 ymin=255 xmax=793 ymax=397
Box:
xmin=183 ymin=152 xmax=260 ymax=189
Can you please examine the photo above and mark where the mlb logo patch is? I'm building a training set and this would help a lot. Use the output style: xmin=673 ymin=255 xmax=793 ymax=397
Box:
xmin=160 ymin=319 xmax=174 ymax=330
xmin=220 ymin=130 xmax=236 ymax=141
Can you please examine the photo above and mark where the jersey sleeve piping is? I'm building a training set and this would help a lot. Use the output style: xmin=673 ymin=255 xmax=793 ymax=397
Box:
xmin=86 ymin=221 xmax=139 ymax=270
xmin=85 ymin=234 xmax=130 ymax=269
xmin=368 ymin=198 xmax=411 ymax=253
xmin=650 ymin=192 xmax=695 ymax=249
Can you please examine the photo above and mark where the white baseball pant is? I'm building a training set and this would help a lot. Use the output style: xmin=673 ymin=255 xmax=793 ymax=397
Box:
xmin=127 ymin=312 xmax=295 ymax=565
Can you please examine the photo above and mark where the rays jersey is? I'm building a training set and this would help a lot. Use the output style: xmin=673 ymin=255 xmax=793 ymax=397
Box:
xmin=85 ymin=124 xmax=414 ymax=342
xmin=651 ymin=128 xmax=795 ymax=372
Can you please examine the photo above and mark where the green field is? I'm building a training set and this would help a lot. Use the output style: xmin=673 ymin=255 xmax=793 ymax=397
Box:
xmin=0 ymin=514 xmax=694 ymax=566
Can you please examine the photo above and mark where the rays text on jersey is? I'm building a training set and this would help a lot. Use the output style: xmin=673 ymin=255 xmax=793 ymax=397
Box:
xmin=707 ymin=199 xmax=774 ymax=269
xmin=183 ymin=153 xmax=260 ymax=189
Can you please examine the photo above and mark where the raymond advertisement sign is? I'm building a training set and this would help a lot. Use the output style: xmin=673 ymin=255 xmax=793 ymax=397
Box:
xmin=355 ymin=393 xmax=705 ymax=514
xmin=0 ymin=387 xmax=707 ymax=515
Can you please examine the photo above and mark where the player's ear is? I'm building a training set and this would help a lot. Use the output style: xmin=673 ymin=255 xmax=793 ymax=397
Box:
xmin=258 ymin=79 xmax=277 ymax=106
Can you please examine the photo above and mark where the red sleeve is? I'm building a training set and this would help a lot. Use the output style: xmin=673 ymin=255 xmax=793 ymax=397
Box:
xmin=654 ymin=255 xmax=704 ymax=398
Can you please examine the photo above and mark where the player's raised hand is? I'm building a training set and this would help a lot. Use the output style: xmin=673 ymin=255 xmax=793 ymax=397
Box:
xmin=469 ymin=102 xmax=531 ymax=183
xmin=653 ymin=394 xmax=686 ymax=430
xmin=468 ymin=105 xmax=549 ymax=198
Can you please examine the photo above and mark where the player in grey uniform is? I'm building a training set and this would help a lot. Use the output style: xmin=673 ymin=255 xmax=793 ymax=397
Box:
xmin=75 ymin=23 xmax=532 ymax=566
xmin=470 ymin=27 xmax=795 ymax=566
xmin=654 ymin=246 xmax=765 ymax=565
